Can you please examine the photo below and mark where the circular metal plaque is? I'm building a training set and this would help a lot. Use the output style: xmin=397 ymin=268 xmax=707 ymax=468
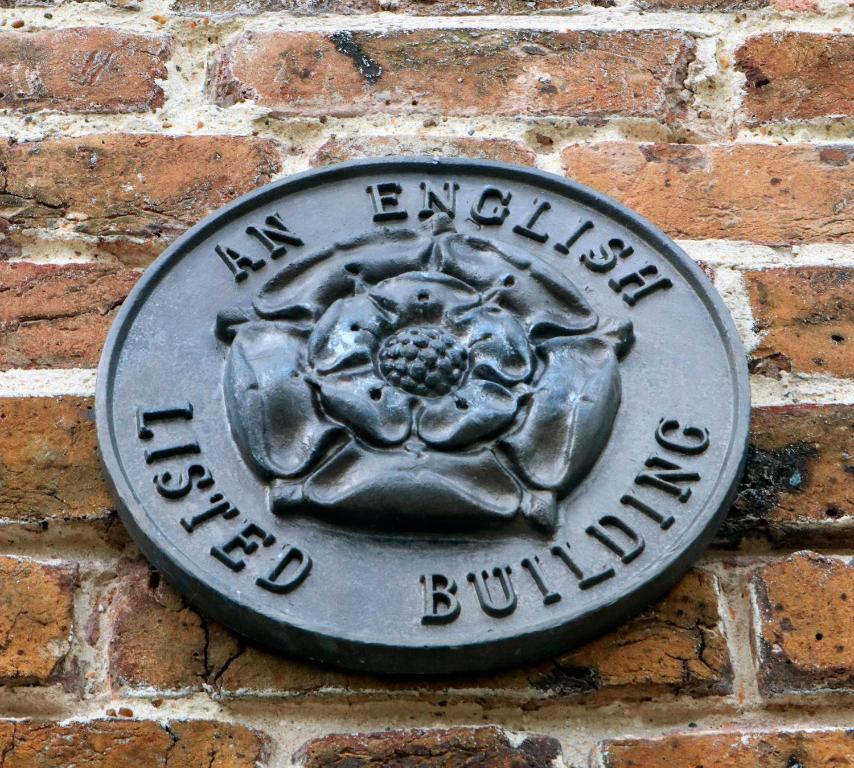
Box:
xmin=97 ymin=158 xmax=749 ymax=674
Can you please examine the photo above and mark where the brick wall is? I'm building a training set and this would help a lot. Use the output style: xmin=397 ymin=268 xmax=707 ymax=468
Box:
xmin=0 ymin=0 xmax=851 ymax=763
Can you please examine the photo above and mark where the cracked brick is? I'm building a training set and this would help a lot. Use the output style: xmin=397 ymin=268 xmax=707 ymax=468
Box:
xmin=0 ymin=557 xmax=76 ymax=685
xmin=0 ymin=263 xmax=138 ymax=370
xmin=210 ymin=30 xmax=695 ymax=120
xmin=0 ymin=28 xmax=170 ymax=113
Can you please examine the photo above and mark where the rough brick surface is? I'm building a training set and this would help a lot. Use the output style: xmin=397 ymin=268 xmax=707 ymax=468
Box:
xmin=751 ymin=552 xmax=854 ymax=695
xmin=722 ymin=405 xmax=853 ymax=546
xmin=0 ymin=263 xmax=138 ymax=370
xmin=0 ymin=134 xmax=281 ymax=265
xmin=736 ymin=33 xmax=854 ymax=124
xmin=0 ymin=28 xmax=170 ymax=113
xmin=600 ymin=729 xmax=854 ymax=768
xmin=105 ymin=560 xmax=730 ymax=700
xmin=0 ymin=557 xmax=76 ymax=684
xmin=311 ymin=136 xmax=537 ymax=167
xmin=211 ymin=30 xmax=694 ymax=120
xmin=0 ymin=719 xmax=268 ymax=767
xmin=562 ymin=143 xmax=854 ymax=244
xmin=296 ymin=727 xmax=561 ymax=768
xmin=744 ymin=268 xmax=852 ymax=379
xmin=172 ymin=0 xmax=377 ymax=13
xmin=638 ymin=0 xmax=765 ymax=8
xmin=0 ymin=397 xmax=111 ymax=522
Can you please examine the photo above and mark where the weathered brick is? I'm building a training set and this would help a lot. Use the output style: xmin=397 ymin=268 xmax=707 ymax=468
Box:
xmin=736 ymin=33 xmax=854 ymax=124
xmin=105 ymin=560 xmax=730 ymax=701
xmin=722 ymin=405 xmax=853 ymax=546
xmin=392 ymin=0 xmax=582 ymax=13
xmin=296 ymin=728 xmax=561 ymax=768
xmin=751 ymin=552 xmax=854 ymax=695
xmin=0 ymin=134 xmax=281 ymax=265
xmin=0 ymin=397 xmax=112 ymax=522
xmin=311 ymin=136 xmax=537 ymax=167
xmin=0 ymin=557 xmax=76 ymax=684
xmin=562 ymin=143 xmax=854 ymax=244
xmin=744 ymin=268 xmax=852 ymax=378
xmin=0 ymin=28 xmax=170 ymax=113
xmin=600 ymin=729 xmax=854 ymax=768
xmin=0 ymin=719 xmax=268 ymax=767
xmin=638 ymin=0 xmax=765 ymax=8
xmin=211 ymin=30 xmax=694 ymax=120
xmin=0 ymin=263 xmax=138 ymax=370
xmin=172 ymin=0 xmax=377 ymax=14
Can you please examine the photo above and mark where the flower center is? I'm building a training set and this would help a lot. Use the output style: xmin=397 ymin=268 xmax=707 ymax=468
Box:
xmin=378 ymin=326 xmax=468 ymax=397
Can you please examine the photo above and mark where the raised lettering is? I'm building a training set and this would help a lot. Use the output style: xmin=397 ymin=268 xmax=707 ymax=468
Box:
xmin=246 ymin=212 xmax=304 ymax=260
xmin=366 ymin=182 xmax=407 ymax=223
xmin=419 ymin=181 xmax=459 ymax=220
xmin=211 ymin=523 xmax=276 ymax=573
xmin=420 ymin=573 xmax=461 ymax=625
xmin=635 ymin=455 xmax=701 ymax=502
xmin=550 ymin=542 xmax=615 ymax=590
xmin=521 ymin=555 xmax=561 ymax=605
xmin=470 ymin=186 xmax=511 ymax=225
xmin=513 ymin=200 xmax=551 ymax=243
xmin=609 ymin=265 xmax=673 ymax=306
xmin=468 ymin=566 xmax=517 ymax=618
xmin=586 ymin=516 xmax=645 ymax=564
xmin=257 ymin=545 xmax=312 ymax=594
xmin=655 ymin=419 xmax=710 ymax=455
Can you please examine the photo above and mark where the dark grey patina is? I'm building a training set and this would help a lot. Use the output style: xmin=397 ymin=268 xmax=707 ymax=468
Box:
xmin=96 ymin=158 xmax=750 ymax=674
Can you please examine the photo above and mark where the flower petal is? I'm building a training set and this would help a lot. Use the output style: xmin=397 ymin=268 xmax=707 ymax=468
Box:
xmin=500 ymin=335 xmax=621 ymax=494
xmin=224 ymin=322 xmax=342 ymax=479
xmin=418 ymin=380 xmax=518 ymax=449
xmin=302 ymin=443 xmax=521 ymax=526
xmin=369 ymin=271 xmax=478 ymax=326
xmin=252 ymin=229 xmax=431 ymax=321
xmin=455 ymin=305 xmax=534 ymax=384
xmin=316 ymin=370 xmax=412 ymax=446
xmin=307 ymin=294 xmax=392 ymax=374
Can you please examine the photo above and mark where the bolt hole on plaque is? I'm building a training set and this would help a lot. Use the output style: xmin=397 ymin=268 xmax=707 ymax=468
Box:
xmin=97 ymin=158 xmax=750 ymax=675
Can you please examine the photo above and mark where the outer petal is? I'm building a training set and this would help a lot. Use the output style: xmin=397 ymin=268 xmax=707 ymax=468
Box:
xmin=369 ymin=271 xmax=478 ymax=326
xmin=316 ymin=369 xmax=412 ymax=446
xmin=307 ymin=294 xmax=392 ymax=374
xmin=455 ymin=305 xmax=534 ymax=384
xmin=224 ymin=322 xmax=342 ymax=479
xmin=418 ymin=379 xmax=518 ymax=449
xmin=253 ymin=229 xmax=431 ymax=321
xmin=302 ymin=443 xmax=521 ymax=526
xmin=500 ymin=335 xmax=621 ymax=494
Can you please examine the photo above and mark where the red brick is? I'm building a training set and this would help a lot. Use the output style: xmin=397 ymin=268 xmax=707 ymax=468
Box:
xmin=0 ymin=28 xmax=170 ymax=113
xmin=751 ymin=552 xmax=854 ymax=695
xmin=0 ymin=719 xmax=268 ymax=767
xmin=211 ymin=30 xmax=694 ymax=120
xmin=638 ymin=0 xmax=765 ymax=8
xmin=736 ymin=33 xmax=854 ymax=124
xmin=311 ymin=136 xmax=537 ymax=167
xmin=105 ymin=560 xmax=730 ymax=701
xmin=392 ymin=0 xmax=582 ymax=12
xmin=296 ymin=728 xmax=561 ymax=768
xmin=722 ymin=405 xmax=853 ymax=546
xmin=173 ymin=0 xmax=377 ymax=11
xmin=744 ymin=268 xmax=852 ymax=378
xmin=0 ymin=557 xmax=76 ymax=685
xmin=0 ymin=263 xmax=138 ymax=370
xmin=0 ymin=397 xmax=112 ymax=522
xmin=0 ymin=134 xmax=281 ymax=265
xmin=562 ymin=143 xmax=854 ymax=244
xmin=600 ymin=729 xmax=854 ymax=768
